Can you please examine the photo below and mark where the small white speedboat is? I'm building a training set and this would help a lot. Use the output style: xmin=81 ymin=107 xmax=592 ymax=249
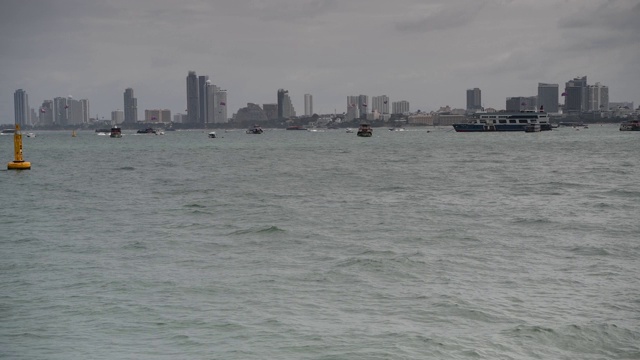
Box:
xmin=208 ymin=131 xmax=216 ymax=138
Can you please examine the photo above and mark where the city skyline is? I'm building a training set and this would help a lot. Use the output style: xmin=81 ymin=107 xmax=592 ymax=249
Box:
xmin=1 ymin=0 xmax=639 ymax=120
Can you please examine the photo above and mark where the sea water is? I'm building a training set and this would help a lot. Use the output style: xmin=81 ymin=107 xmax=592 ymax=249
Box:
xmin=1 ymin=125 xmax=639 ymax=359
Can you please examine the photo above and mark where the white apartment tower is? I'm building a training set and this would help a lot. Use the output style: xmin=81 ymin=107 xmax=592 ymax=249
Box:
xmin=372 ymin=95 xmax=390 ymax=114
xmin=304 ymin=94 xmax=313 ymax=116
xmin=346 ymin=96 xmax=360 ymax=121
xmin=214 ymin=87 xmax=227 ymax=123
xmin=587 ymin=82 xmax=609 ymax=111
xmin=392 ymin=101 xmax=410 ymax=114
xmin=14 ymin=89 xmax=30 ymax=127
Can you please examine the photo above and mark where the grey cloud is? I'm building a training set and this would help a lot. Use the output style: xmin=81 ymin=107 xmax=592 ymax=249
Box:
xmin=395 ymin=2 xmax=486 ymax=33
xmin=559 ymin=1 xmax=640 ymax=38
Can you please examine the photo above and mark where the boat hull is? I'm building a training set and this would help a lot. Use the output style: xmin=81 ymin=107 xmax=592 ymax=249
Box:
xmin=453 ymin=123 xmax=552 ymax=132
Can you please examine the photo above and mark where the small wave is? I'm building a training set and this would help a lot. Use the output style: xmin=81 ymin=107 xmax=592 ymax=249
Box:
xmin=227 ymin=225 xmax=286 ymax=235
xmin=123 ymin=241 xmax=147 ymax=250
xmin=6 ymin=332 xmax=46 ymax=339
xmin=189 ymin=209 xmax=212 ymax=215
xmin=256 ymin=225 xmax=286 ymax=233
xmin=512 ymin=217 xmax=554 ymax=225
xmin=184 ymin=203 xmax=206 ymax=208
xmin=505 ymin=323 xmax=640 ymax=357
xmin=605 ymin=188 xmax=640 ymax=197
xmin=569 ymin=246 xmax=610 ymax=256
xmin=117 ymin=166 xmax=135 ymax=171
xmin=511 ymin=324 xmax=555 ymax=334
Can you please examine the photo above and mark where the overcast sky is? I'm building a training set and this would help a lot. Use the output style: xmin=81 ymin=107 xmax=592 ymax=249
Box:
xmin=1 ymin=0 xmax=639 ymax=120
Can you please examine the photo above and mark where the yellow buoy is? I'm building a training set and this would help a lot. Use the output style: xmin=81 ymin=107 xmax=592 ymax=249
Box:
xmin=7 ymin=124 xmax=31 ymax=170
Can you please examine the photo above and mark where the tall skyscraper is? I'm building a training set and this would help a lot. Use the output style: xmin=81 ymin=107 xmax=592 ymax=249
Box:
xmin=346 ymin=96 xmax=359 ymax=121
xmin=587 ymin=82 xmax=608 ymax=111
xmin=372 ymin=95 xmax=390 ymax=114
xmin=358 ymin=95 xmax=368 ymax=119
xmin=202 ymin=79 xmax=215 ymax=125
xmin=466 ymin=88 xmax=482 ymax=111
xmin=198 ymin=75 xmax=209 ymax=125
xmin=564 ymin=76 xmax=587 ymax=113
xmin=124 ymin=88 xmax=137 ymax=123
xmin=537 ymin=83 xmax=559 ymax=113
xmin=80 ymin=99 xmax=90 ymax=124
xmin=304 ymin=94 xmax=313 ymax=116
xmin=14 ymin=89 xmax=29 ymax=127
xmin=276 ymin=89 xmax=296 ymax=119
xmin=39 ymin=100 xmax=54 ymax=126
xmin=65 ymin=97 xmax=86 ymax=125
xmin=53 ymin=97 xmax=69 ymax=126
xmin=277 ymin=89 xmax=288 ymax=119
xmin=186 ymin=71 xmax=199 ymax=124
xmin=214 ymin=87 xmax=227 ymax=123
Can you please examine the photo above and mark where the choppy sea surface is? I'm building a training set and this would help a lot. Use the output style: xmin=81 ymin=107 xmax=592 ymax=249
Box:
xmin=1 ymin=125 xmax=639 ymax=359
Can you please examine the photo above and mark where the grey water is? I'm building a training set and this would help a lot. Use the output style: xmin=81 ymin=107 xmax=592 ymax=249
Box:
xmin=1 ymin=125 xmax=639 ymax=359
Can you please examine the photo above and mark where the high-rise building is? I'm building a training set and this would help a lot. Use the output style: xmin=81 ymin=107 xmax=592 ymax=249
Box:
xmin=14 ymin=89 xmax=29 ymax=127
xmin=277 ymin=89 xmax=296 ymax=119
xmin=263 ymin=104 xmax=278 ymax=120
xmin=80 ymin=99 xmax=90 ymax=124
xmin=111 ymin=110 xmax=124 ymax=124
xmin=304 ymin=94 xmax=313 ymax=116
xmin=506 ymin=96 xmax=537 ymax=112
xmin=198 ymin=75 xmax=209 ymax=125
xmin=145 ymin=109 xmax=171 ymax=123
xmin=173 ymin=113 xmax=187 ymax=123
xmin=372 ymin=95 xmax=390 ymax=114
xmin=537 ymin=83 xmax=559 ymax=113
xmin=66 ymin=97 xmax=85 ymax=125
xmin=358 ymin=95 xmax=368 ymax=119
xmin=203 ymin=80 xmax=215 ymax=125
xmin=124 ymin=88 xmax=137 ymax=123
xmin=564 ymin=76 xmax=587 ymax=113
xmin=53 ymin=97 xmax=69 ymax=126
xmin=214 ymin=87 xmax=227 ymax=123
xmin=392 ymin=100 xmax=410 ymax=114
xmin=186 ymin=71 xmax=199 ymax=124
xmin=466 ymin=88 xmax=482 ymax=111
xmin=346 ymin=96 xmax=360 ymax=121
xmin=277 ymin=89 xmax=288 ymax=119
xmin=587 ymin=82 xmax=608 ymax=111
xmin=39 ymin=100 xmax=54 ymax=126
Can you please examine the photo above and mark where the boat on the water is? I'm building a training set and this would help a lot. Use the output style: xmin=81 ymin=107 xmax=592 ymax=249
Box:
xmin=620 ymin=120 xmax=640 ymax=131
xmin=246 ymin=125 xmax=264 ymax=134
xmin=286 ymin=125 xmax=307 ymax=130
xmin=110 ymin=126 xmax=122 ymax=138
xmin=137 ymin=127 xmax=157 ymax=134
xmin=1 ymin=128 xmax=16 ymax=135
xmin=453 ymin=111 xmax=552 ymax=132
xmin=345 ymin=128 xmax=354 ymax=133
xmin=357 ymin=123 xmax=373 ymax=137
xmin=208 ymin=131 xmax=217 ymax=138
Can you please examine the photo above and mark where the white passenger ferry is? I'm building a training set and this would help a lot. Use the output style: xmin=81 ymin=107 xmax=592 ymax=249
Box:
xmin=453 ymin=110 xmax=552 ymax=132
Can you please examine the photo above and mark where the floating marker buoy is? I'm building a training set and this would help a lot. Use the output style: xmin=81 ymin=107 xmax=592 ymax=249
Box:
xmin=7 ymin=124 xmax=31 ymax=170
